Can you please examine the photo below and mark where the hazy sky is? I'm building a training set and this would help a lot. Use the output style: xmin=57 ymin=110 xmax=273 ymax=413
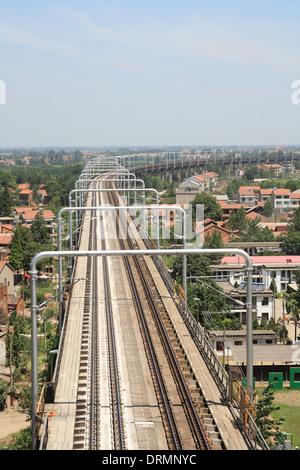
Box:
xmin=1 ymin=0 xmax=300 ymax=148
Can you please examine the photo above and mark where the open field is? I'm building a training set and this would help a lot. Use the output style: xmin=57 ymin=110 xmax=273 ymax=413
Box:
xmin=256 ymin=384 xmax=300 ymax=448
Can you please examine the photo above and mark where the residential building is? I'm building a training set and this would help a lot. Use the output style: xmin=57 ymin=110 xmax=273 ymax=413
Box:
xmin=19 ymin=208 xmax=56 ymax=242
xmin=37 ymin=185 xmax=50 ymax=205
xmin=218 ymin=201 xmax=246 ymax=222
xmin=176 ymin=179 xmax=203 ymax=205
xmin=260 ymin=164 xmax=284 ymax=176
xmin=235 ymin=167 xmax=246 ymax=178
xmin=194 ymin=218 xmax=231 ymax=243
xmin=258 ymin=222 xmax=289 ymax=237
xmin=212 ymin=255 xmax=300 ymax=293
xmin=258 ymin=189 xmax=273 ymax=202
xmin=17 ymin=183 xmax=30 ymax=191
xmin=0 ymin=261 xmax=14 ymax=295
xmin=0 ymin=217 xmax=14 ymax=227
xmin=0 ymin=235 xmax=12 ymax=258
xmin=224 ymin=241 xmax=282 ymax=256
xmin=207 ymin=329 xmax=277 ymax=354
xmin=175 ymin=172 xmax=219 ymax=205
xmin=291 ymin=190 xmax=300 ymax=208
xmin=19 ymin=189 xmax=34 ymax=206
xmin=237 ymin=186 xmax=259 ymax=205
xmin=0 ymin=284 xmax=8 ymax=314
xmin=0 ymin=224 xmax=13 ymax=234
xmin=7 ymin=294 xmax=25 ymax=313
xmin=215 ymin=280 xmax=275 ymax=324
xmin=271 ymin=189 xmax=291 ymax=213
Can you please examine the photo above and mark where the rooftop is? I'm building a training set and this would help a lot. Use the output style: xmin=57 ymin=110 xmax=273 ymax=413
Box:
xmin=220 ymin=255 xmax=300 ymax=266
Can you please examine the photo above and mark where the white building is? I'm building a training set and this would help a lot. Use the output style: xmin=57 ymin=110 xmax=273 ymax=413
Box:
xmin=207 ymin=329 xmax=277 ymax=355
xmin=237 ymin=186 xmax=258 ymax=205
xmin=212 ymin=255 xmax=300 ymax=294
xmin=271 ymin=189 xmax=291 ymax=212
xmin=216 ymin=280 xmax=275 ymax=324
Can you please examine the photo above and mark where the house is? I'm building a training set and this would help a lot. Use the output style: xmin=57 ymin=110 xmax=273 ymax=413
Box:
xmin=0 ymin=284 xmax=8 ymax=314
xmin=237 ymin=186 xmax=259 ymax=205
xmin=19 ymin=208 xmax=55 ymax=226
xmin=0 ymin=235 xmax=12 ymax=257
xmin=284 ymin=162 xmax=295 ymax=174
xmin=224 ymin=241 xmax=282 ymax=256
xmin=218 ymin=201 xmax=246 ymax=222
xmin=202 ymin=171 xmax=219 ymax=186
xmin=176 ymin=179 xmax=203 ymax=205
xmin=235 ymin=167 xmax=246 ymax=179
xmin=7 ymin=294 xmax=25 ymax=313
xmin=19 ymin=189 xmax=34 ymax=206
xmin=0 ymin=216 xmax=14 ymax=227
xmin=258 ymin=189 xmax=273 ymax=202
xmin=0 ymin=261 xmax=14 ymax=295
xmin=175 ymin=171 xmax=219 ymax=205
xmin=271 ymin=189 xmax=291 ymax=212
xmin=19 ymin=208 xmax=56 ymax=242
xmin=0 ymin=224 xmax=13 ymax=234
xmin=17 ymin=183 xmax=30 ymax=191
xmin=207 ymin=329 xmax=277 ymax=354
xmin=258 ymin=222 xmax=289 ymax=237
xmin=37 ymin=185 xmax=50 ymax=205
xmin=191 ymin=174 xmax=210 ymax=191
xmin=291 ymin=191 xmax=300 ymax=208
xmin=194 ymin=218 xmax=231 ymax=243
xmin=260 ymin=164 xmax=284 ymax=176
xmin=215 ymin=280 xmax=275 ymax=324
xmin=212 ymin=255 xmax=300 ymax=293
xmin=245 ymin=211 xmax=269 ymax=224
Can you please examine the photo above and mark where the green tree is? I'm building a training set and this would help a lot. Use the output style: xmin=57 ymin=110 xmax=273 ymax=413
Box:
xmin=0 ymin=185 xmax=12 ymax=217
xmin=227 ymin=206 xmax=247 ymax=235
xmin=171 ymin=254 xmax=212 ymax=283
xmin=9 ymin=228 xmax=24 ymax=273
xmin=203 ymin=229 xmax=225 ymax=249
xmin=263 ymin=198 xmax=274 ymax=218
xmin=192 ymin=193 xmax=222 ymax=221
xmin=256 ymin=383 xmax=285 ymax=443
xmin=281 ymin=231 xmax=300 ymax=255
xmin=290 ymin=206 xmax=300 ymax=232
xmin=188 ymin=279 xmax=237 ymax=330
xmin=6 ymin=312 xmax=26 ymax=369
xmin=9 ymin=226 xmax=33 ymax=274
xmin=30 ymin=212 xmax=51 ymax=244
xmin=226 ymin=178 xmax=241 ymax=199
xmin=0 ymin=379 xmax=9 ymax=411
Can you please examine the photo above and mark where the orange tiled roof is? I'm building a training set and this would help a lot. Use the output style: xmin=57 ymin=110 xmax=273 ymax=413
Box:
xmin=272 ymin=189 xmax=291 ymax=195
xmin=0 ymin=235 xmax=12 ymax=245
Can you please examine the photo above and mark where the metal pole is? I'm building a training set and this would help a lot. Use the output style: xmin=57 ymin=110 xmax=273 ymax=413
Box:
xmin=30 ymin=267 xmax=38 ymax=450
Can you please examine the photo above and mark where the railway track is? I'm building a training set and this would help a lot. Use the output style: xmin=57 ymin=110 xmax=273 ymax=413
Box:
xmin=73 ymin=178 xmax=219 ymax=450
xmin=73 ymin=187 xmax=125 ymax=450
xmin=106 ymin=182 xmax=212 ymax=450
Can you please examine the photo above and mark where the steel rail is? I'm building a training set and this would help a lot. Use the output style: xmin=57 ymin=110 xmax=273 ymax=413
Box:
xmin=98 ymin=190 xmax=125 ymax=450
